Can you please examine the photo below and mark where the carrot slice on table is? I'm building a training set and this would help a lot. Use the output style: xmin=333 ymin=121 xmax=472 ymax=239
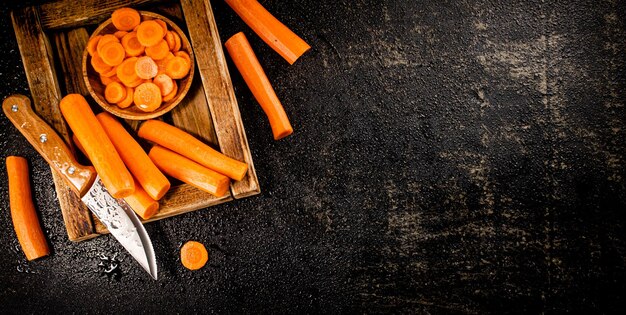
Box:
xmin=96 ymin=34 xmax=119 ymax=57
xmin=225 ymin=32 xmax=293 ymax=140
xmin=100 ymin=41 xmax=126 ymax=66
xmin=164 ymin=31 xmax=176 ymax=50
xmin=165 ymin=56 xmax=190 ymax=79
xmin=104 ymin=81 xmax=127 ymax=103
xmin=135 ymin=56 xmax=158 ymax=79
xmin=100 ymin=74 xmax=121 ymax=86
xmin=6 ymin=156 xmax=50 ymax=261
xmin=121 ymin=32 xmax=145 ymax=57
xmin=117 ymin=57 xmax=140 ymax=84
xmin=174 ymin=51 xmax=191 ymax=64
xmin=180 ymin=241 xmax=208 ymax=270
xmin=162 ymin=80 xmax=178 ymax=102
xmin=145 ymin=40 xmax=170 ymax=60
xmin=153 ymin=74 xmax=174 ymax=96
xmin=224 ymin=0 xmax=310 ymax=64
xmin=137 ymin=20 xmax=165 ymax=47
xmin=90 ymin=53 xmax=113 ymax=74
xmin=148 ymin=146 xmax=230 ymax=197
xmin=96 ymin=112 xmax=171 ymax=200
xmin=59 ymin=94 xmax=134 ymax=198
xmin=114 ymin=30 xmax=128 ymax=39
xmin=111 ymin=7 xmax=141 ymax=31
xmin=101 ymin=65 xmax=118 ymax=78
xmin=87 ymin=35 xmax=102 ymax=56
xmin=138 ymin=120 xmax=248 ymax=181
xmin=116 ymin=86 xmax=134 ymax=108
xmin=155 ymin=19 xmax=168 ymax=34
xmin=134 ymin=82 xmax=162 ymax=112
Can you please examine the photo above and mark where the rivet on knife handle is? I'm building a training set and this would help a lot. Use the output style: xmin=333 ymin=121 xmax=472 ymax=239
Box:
xmin=2 ymin=94 xmax=96 ymax=196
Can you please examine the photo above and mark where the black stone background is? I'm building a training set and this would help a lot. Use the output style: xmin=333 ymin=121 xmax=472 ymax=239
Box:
xmin=0 ymin=0 xmax=625 ymax=313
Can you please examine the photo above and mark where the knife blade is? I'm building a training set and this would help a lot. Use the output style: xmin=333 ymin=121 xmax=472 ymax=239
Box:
xmin=2 ymin=94 xmax=157 ymax=280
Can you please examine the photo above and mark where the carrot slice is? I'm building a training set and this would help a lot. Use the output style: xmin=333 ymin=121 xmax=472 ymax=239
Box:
xmin=153 ymin=74 xmax=174 ymax=96
xmin=104 ymin=81 xmax=127 ymax=103
xmin=225 ymin=32 xmax=293 ymax=140
xmin=100 ymin=74 xmax=121 ymax=86
xmin=114 ymin=30 xmax=128 ymax=39
xmin=117 ymin=57 xmax=140 ymax=84
xmin=162 ymin=80 xmax=178 ymax=102
xmin=96 ymin=34 xmax=119 ymax=57
xmin=137 ymin=20 xmax=165 ymax=47
xmin=111 ymin=7 xmax=141 ymax=31
xmin=172 ymin=31 xmax=181 ymax=52
xmin=96 ymin=112 xmax=171 ymax=200
xmin=164 ymin=31 xmax=176 ymax=50
xmin=155 ymin=19 xmax=168 ymax=34
xmin=116 ymin=86 xmax=134 ymax=108
xmin=87 ymin=35 xmax=102 ymax=56
xmin=101 ymin=65 xmax=118 ymax=77
xmin=124 ymin=77 xmax=145 ymax=88
xmin=135 ymin=56 xmax=158 ymax=79
xmin=100 ymin=41 xmax=126 ymax=67
xmin=148 ymin=146 xmax=230 ymax=197
xmin=59 ymin=94 xmax=134 ymax=198
xmin=138 ymin=120 xmax=248 ymax=181
xmin=90 ymin=53 xmax=113 ymax=74
xmin=174 ymin=51 xmax=191 ymax=64
xmin=165 ymin=56 xmax=190 ymax=79
xmin=155 ymin=52 xmax=174 ymax=75
xmin=134 ymin=82 xmax=162 ymax=112
xmin=145 ymin=40 xmax=170 ymax=60
xmin=6 ymin=156 xmax=50 ymax=261
xmin=224 ymin=0 xmax=310 ymax=64
xmin=121 ymin=32 xmax=145 ymax=57
xmin=180 ymin=241 xmax=208 ymax=270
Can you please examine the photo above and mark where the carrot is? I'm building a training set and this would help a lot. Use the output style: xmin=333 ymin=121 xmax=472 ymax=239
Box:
xmin=100 ymin=41 xmax=126 ymax=67
xmin=90 ymin=53 xmax=113 ymax=74
xmin=96 ymin=112 xmax=171 ymax=200
xmin=165 ymin=56 xmax=190 ymax=79
xmin=174 ymin=50 xmax=191 ymax=64
xmin=100 ymin=74 xmax=121 ymax=86
xmin=117 ymin=86 xmax=134 ymax=108
xmin=135 ymin=56 xmax=158 ymax=79
xmin=162 ymin=80 xmax=178 ymax=102
xmin=172 ymin=31 xmax=181 ymax=52
xmin=145 ymin=40 xmax=170 ymax=60
xmin=121 ymin=32 xmax=145 ymax=57
xmin=148 ymin=146 xmax=230 ymax=197
xmin=164 ymin=31 xmax=176 ymax=50
xmin=114 ymin=30 xmax=128 ymax=39
xmin=6 ymin=156 xmax=50 ymax=261
xmin=180 ymin=241 xmax=208 ymax=270
xmin=138 ymin=120 xmax=248 ymax=181
xmin=124 ymin=77 xmax=145 ymax=88
xmin=116 ymin=56 xmax=140 ymax=84
xmin=101 ymin=65 xmax=118 ymax=78
xmin=155 ymin=52 xmax=174 ymax=75
xmin=224 ymin=0 xmax=310 ymax=64
xmin=225 ymin=32 xmax=293 ymax=140
xmin=96 ymin=34 xmax=119 ymax=57
xmin=111 ymin=7 xmax=141 ymax=31
xmin=104 ymin=81 xmax=127 ymax=103
xmin=87 ymin=35 xmax=102 ymax=56
xmin=137 ymin=20 xmax=165 ymax=47
xmin=134 ymin=82 xmax=162 ymax=112
xmin=155 ymin=19 xmax=168 ymax=35
xmin=59 ymin=94 xmax=134 ymax=198
xmin=153 ymin=74 xmax=174 ymax=96
xmin=73 ymin=137 xmax=159 ymax=220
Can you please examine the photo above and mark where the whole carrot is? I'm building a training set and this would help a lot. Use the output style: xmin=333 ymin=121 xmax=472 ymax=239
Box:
xmin=224 ymin=0 xmax=310 ymax=64
xmin=59 ymin=94 xmax=134 ymax=198
xmin=6 ymin=156 xmax=50 ymax=260
xmin=225 ymin=32 xmax=293 ymax=140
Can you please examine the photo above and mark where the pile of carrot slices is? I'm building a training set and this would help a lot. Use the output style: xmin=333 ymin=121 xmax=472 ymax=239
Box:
xmin=87 ymin=7 xmax=191 ymax=112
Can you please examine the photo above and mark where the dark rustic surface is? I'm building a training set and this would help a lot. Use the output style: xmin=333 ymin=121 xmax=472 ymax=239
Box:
xmin=1 ymin=0 xmax=625 ymax=313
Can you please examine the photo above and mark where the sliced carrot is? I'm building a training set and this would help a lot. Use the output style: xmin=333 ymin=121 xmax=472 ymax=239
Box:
xmin=96 ymin=34 xmax=119 ymax=57
xmin=155 ymin=52 xmax=174 ymax=75
xmin=135 ymin=56 xmax=158 ymax=79
xmin=124 ymin=77 xmax=145 ymax=88
xmin=145 ymin=40 xmax=170 ymax=60
xmin=148 ymin=146 xmax=230 ymax=197
xmin=172 ymin=31 xmax=181 ymax=52
xmin=104 ymin=81 xmax=127 ymax=103
xmin=174 ymin=51 xmax=191 ymax=64
xmin=224 ymin=0 xmax=310 ymax=64
xmin=116 ymin=57 xmax=140 ymax=84
xmin=165 ymin=56 xmax=190 ymax=79
xmin=164 ymin=31 xmax=176 ymax=50
xmin=153 ymin=74 xmax=174 ymax=96
xmin=6 ymin=156 xmax=50 ymax=261
xmin=133 ymin=24 xmax=140 ymax=32
xmin=90 ymin=53 xmax=113 ymax=74
xmin=121 ymin=32 xmax=145 ymax=57
xmin=114 ymin=30 xmax=128 ymax=39
xmin=111 ymin=7 xmax=141 ymax=31
xmin=87 ymin=35 xmax=102 ymax=57
xmin=225 ymin=32 xmax=293 ymax=140
xmin=100 ymin=74 xmax=121 ymax=86
xmin=116 ymin=86 xmax=134 ymax=108
xmin=180 ymin=241 xmax=208 ymax=270
xmin=101 ymin=65 xmax=118 ymax=78
xmin=137 ymin=20 xmax=165 ymax=47
xmin=155 ymin=19 xmax=168 ymax=35
xmin=138 ymin=120 xmax=248 ymax=181
xmin=134 ymin=82 xmax=162 ymax=112
xmin=59 ymin=94 xmax=134 ymax=198
xmin=100 ymin=41 xmax=126 ymax=67
xmin=162 ymin=80 xmax=178 ymax=102
xmin=96 ymin=112 xmax=171 ymax=200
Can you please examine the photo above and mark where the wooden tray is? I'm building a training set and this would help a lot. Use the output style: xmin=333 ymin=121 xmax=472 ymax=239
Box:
xmin=11 ymin=0 xmax=260 ymax=242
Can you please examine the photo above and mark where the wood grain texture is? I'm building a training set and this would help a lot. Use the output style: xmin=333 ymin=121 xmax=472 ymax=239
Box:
xmin=181 ymin=0 xmax=260 ymax=199
xmin=53 ymin=29 xmax=90 ymax=96
xmin=11 ymin=6 xmax=97 ymax=242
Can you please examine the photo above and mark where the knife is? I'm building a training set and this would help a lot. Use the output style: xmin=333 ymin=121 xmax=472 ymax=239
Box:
xmin=2 ymin=94 xmax=157 ymax=280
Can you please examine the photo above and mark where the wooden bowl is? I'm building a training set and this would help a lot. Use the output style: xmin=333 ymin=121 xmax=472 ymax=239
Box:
xmin=83 ymin=11 xmax=194 ymax=120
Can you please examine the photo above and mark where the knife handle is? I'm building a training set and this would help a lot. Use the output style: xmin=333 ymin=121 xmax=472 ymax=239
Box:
xmin=2 ymin=94 xmax=96 ymax=196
